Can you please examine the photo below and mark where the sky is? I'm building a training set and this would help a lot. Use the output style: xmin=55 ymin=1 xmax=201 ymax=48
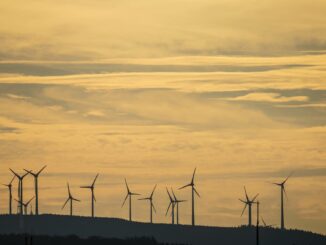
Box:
xmin=0 ymin=0 xmax=326 ymax=235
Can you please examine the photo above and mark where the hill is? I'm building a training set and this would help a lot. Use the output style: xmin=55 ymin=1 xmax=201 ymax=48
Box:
xmin=0 ymin=234 xmax=183 ymax=245
xmin=0 ymin=214 xmax=325 ymax=245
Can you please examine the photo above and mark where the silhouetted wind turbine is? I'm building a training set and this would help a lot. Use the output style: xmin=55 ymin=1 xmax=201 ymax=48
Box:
xmin=261 ymin=217 xmax=275 ymax=228
xmin=24 ymin=165 xmax=47 ymax=215
xmin=166 ymin=188 xmax=175 ymax=224
xmin=273 ymin=172 xmax=293 ymax=230
xmin=3 ymin=176 xmax=15 ymax=215
xmin=179 ymin=168 xmax=200 ymax=226
xmin=9 ymin=169 xmax=28 ymax=215
xmin=171 ymin=188 xmax=186 ymax=225
xmin=80 ymin=174 xmax=99 ymax=218
xmin=139 ymin=184 xmax=157 ymax=223
xmin=239 ymin=186 xmax=259 ymax=227
xmin=255 ymin=200 xmax=260 ymax=245
xmin=122 ymin=178 xmax=140 ymax=221
xmin=62 ymin=183 xmax=80 ymax=216
xmin=15 ymin=196 xmax=34 ymax=215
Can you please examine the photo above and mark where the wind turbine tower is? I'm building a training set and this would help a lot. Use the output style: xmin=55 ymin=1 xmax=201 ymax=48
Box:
xmin=256 ymin=200 xmax=260 ymax=245
xmin=24 ymin=165 xmax=47 ymax=215
xmin=80 ymin=174 xmax=99 ymax=218
xmin=273 ymin=172 xmax=293 ymax=230
xmin=171 ymin=188 xmax=186 ymax=225
xmin=166 ymin=188 xmax=175 ymax=224
xmin=139 ymin=184 xmax=157 ymax=223
xmin=3 ymin=176 xmax=15 ymax=215
xmin=62 ymin=183 xmax=80 ymax=216
xmin=15 ymin=196 xmax=35 ymax=215
xmin=9 ymin=169 xmax=28 ymax=215
xmin=179 ymin=168 xmax=200 ymax=226
xmin=122 ymin=178 xmax=140 ymax=221
xmin=239 ymin=186 xmax=259 ymax=227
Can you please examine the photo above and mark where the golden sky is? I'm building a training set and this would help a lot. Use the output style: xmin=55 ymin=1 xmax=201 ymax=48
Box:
xmin=0 ymin=0 xmax=325 ymax=234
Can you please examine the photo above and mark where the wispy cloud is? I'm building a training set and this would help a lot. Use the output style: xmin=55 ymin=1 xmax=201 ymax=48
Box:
xmin=227 ymin=92 xmax=308 ymax=103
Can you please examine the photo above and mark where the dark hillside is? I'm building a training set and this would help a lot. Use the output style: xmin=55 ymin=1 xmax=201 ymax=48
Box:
xmin=0 ymin=214 xmax=325 ymax=245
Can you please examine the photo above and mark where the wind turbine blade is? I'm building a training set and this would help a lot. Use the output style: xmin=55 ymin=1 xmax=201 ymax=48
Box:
xmin=9 ymin=169 xmax=19 ymax=178
xmin=252 ymin=193 xmax=259 ymax=202
xmin=191 ymin=167 xmax=197 ymax=184
xmin=122 ymin=194 xmax=129 ymax=207
xmin=138 ymin=197 xmax=150 ymax=200
xmin=92 ymin=174 xmax=99 ymax=186
xmin=150 ymin=184 xmax=157 ymax=198
xmin=9 ymin=176 xmax=15 ymax=185
xmin=244 ymin=186 xmax=249 ymax=201
xmin=241 ymin=203 xmax=247 ymax=216
xmin=261 ymin=217 xmax=267 ymax=226
xmin=14 ymin=198 xmax=21 ymax=204
xmin=239 ymin=198 xmax=247 ymax=204
xmin=37 ymin=165 xmax=47 ymax=175
xmin=26 ymin=196 xmax=35 ymax=205
xmin=22 ymin=172 xmax=29 ymax=179
xmin=171 ymin=188 xmax=177 ymax=201
xmin=283 ymin=187 xmax=289 ymax=200
xmin=124 ymin=178 xmax=130 ymax=193
xmin=93 ymin=194 xmax=96 ymax=202
xmin=62 ymin=198 xmax=70 ymax=209
xmin=166 ymin=187 xmax=173 ymax=200
xmin=194 ymin=187 xmax=200 ymax=197
xmin=179 ymin=183 xmax=191 ymax=190
xmin=283 ymin=172 xmax=294 ymax=184
xmin=152 ymin=203 xmax=157 ymax=213
xmin=166 ymin=202 xmax=172 ymax=216
xmin=72 ymin=198 xmax=81 ymax=202
xmin=23 ymin=169 xmax=34 ymax=176
xmin=67 ymin=183 xmax=71 ymax=196
xmin=131 ymin=192 xmax=140 ymax=196
xmin=80 ymin=186 xmax=91 ymax=189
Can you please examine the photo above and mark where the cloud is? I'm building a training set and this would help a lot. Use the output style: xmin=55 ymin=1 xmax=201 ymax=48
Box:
xmin=84 ymin=110 xmax=106 ymax=118
xmin=0 ymin=61 xmax=311 ymax=76
xmin=1 ymin=0 xmax=326 ymax=60
xmin=227 ymin=92 xmax=309 ymax=103
xmin=276 ymin=103 xmax=326 ymax=108
xmin=6 ymin=93 xmax=30 ymax=100
xmin=0 ymin=126 xmax=19 ymax=133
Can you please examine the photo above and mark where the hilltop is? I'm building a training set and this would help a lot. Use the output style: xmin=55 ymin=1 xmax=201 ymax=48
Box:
xmin=0 ymin=214 xmax=325 ymax=245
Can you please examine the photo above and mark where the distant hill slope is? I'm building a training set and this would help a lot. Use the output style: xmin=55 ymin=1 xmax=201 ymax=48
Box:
xmin=0 ymin=214 xmax=325 ymax=245
xmin=0 ymin=234 xmax=181 ymax=245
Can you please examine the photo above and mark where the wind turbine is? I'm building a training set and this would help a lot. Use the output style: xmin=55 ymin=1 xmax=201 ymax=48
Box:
xmin=9 ymin=169 xmax=28 ymax=215
xmin=139 ymin=184 xmax=157 ymax=223
xmin=122 ymin=178 xmax=140 ymax=221
xmin=3 ymin=176 xmax=15 ymax=215
xmin=171 ymin=188 xmax=186 ymax=225
xmin=239 ymin=186 xmax=259 ymax=227
xmin=179 ymin=168 xmax=200 ymax=226
xmin=166 ymin=188 xmax=175 ymax=224
xmin=273 ymin=172 xmax=293 ymax=230
xmin=256 ymin=200 xmax=260 ymax=245
xmin=15 ymin=196 xmax=35 ymax=215
xmin=24 ymin=165 xmax=47 ymax=215
xmin=261 ymin=217 xmax=275 ymax=228
xmin=80 ymin=174 xmax=99 ymax=218
xmin=62 ymin=183 xmax=80 ymax=216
